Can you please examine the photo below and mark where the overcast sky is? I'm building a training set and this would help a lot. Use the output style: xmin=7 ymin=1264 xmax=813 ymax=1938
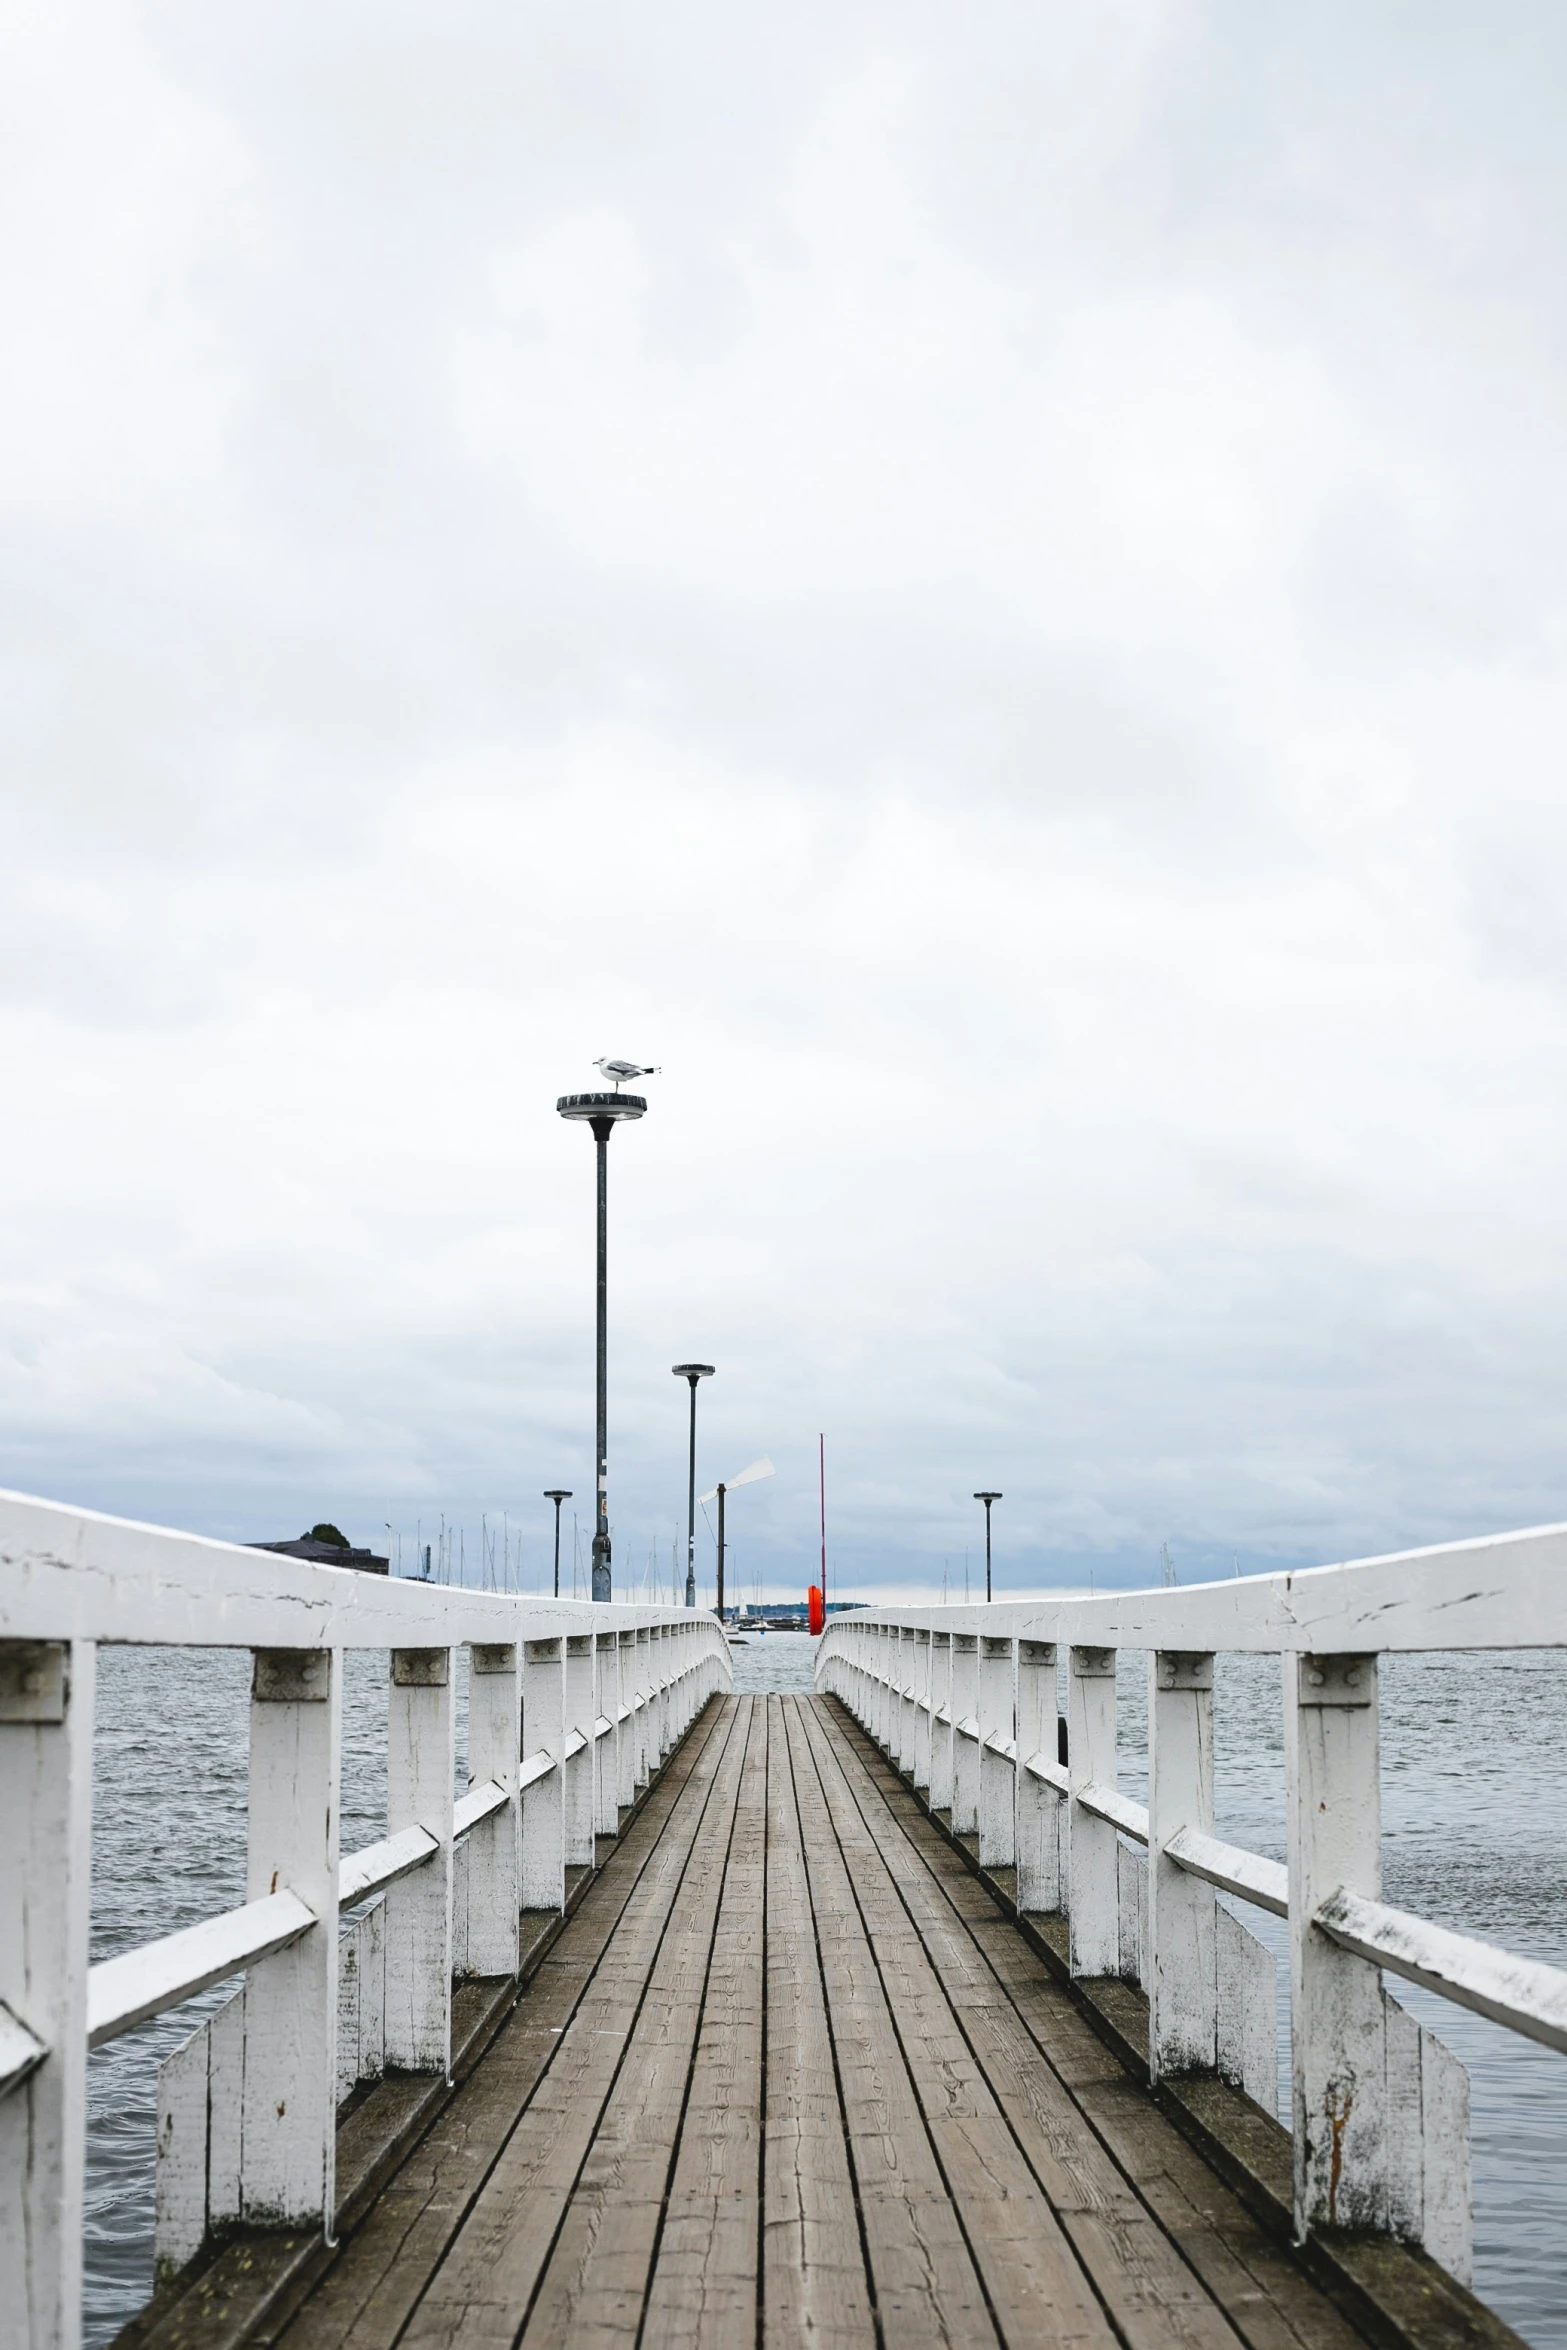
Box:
xmin=6 ymin=3 xmax=1567 ymax=1598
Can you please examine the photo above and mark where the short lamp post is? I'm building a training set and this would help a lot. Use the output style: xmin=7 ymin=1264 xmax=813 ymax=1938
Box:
xmin=672 ymin=1363 xmax=714 ymax=1608
xmin=543 ymin=1489 xmax=571 ymax=1600
xmin=557 ymin=1086 xmax=647 ymax=1599
xmin=974 ymin=1491 xmax=1002 ymax=1603
xmin=700 ymin=1457 xmax=774 ymax=1623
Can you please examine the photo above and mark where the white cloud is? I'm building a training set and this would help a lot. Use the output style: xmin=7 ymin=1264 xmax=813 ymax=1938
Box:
xmin=5 ymin=3 xmax=1567 ymax=1594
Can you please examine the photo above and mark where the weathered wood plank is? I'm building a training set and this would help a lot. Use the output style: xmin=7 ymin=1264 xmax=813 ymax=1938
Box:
xmin=640 ymin=1697 xmax=768 ymax=2346
xmin=1216 ymin=1905 xmax=1276 ymax=2111
xmin=276 ymin=1697 xmax=736 ymax=2350
xmin=829 ymin=1704 xmax=1370 ymax=2350
xmin=261 ymin=1696 xmax=1426 ymax=2350
xmin=153 ymin=2022 xmax=210 ymax=2283
xmin=512 ymin=1698 xmax=756 ymax=2348
xmin=795 ymin=1700 xmax=1121 ymax=2350
xmin=395 ymin=1698 xmax=751 ymax=2350
xmin=985 ymin=1939 xmax=1370 ymax=2350
xmin=779 ymin=1700 xmax=998 ymax=2350
xmin=759 ymin=1698 xmax=876 ymax=2350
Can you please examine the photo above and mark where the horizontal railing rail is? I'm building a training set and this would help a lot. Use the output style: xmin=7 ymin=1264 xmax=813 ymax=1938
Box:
xmin=339 ymin=1821 xmax=443 ymax=1908
xmin=1315 ymin=1888 xmax=1567 ymax=2056
xmin=1163 ymin=1825 xmax=1289 ymax=1917
xmin=1075 ymin=1780 xmax=1148 ymax=1842
xmin=0 ymin=1487 xmax=733 ymax=2350
xmin=87 ymin=1894 xmax=318 ymax=2051
xmin=817 ymin=1520 xmax=1567 ymax=2294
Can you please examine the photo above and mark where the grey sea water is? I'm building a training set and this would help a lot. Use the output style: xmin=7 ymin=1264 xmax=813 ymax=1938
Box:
xmin=85 ymin=1637 xmax=1566 ymax=2347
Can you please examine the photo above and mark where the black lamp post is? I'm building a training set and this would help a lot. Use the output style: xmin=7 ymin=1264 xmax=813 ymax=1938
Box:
xmin=699 ymin=1457 xmax=773 ymax=1626
xmin=672 ymin=1363 xmax=714 ymax=1608
xmin=557 ymin=1086 xmax=647 ymax=1599
xmin=543 ymin=1489 xmax=571 ymax=1600
xmin=974 ymin=1491 xmax=1002 ymax=1602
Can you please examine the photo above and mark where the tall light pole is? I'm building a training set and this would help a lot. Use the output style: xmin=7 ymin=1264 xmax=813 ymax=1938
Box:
xmin=557 ymin=1084 xmax=647 ymax=1599
xmin=974 ymin=1491 xmax=1002 ymax=1602
xmin=672 ymin=1363 xmax=714 ymax=1608
xmin=543 ymin=1489 xmax=571 ymax=1599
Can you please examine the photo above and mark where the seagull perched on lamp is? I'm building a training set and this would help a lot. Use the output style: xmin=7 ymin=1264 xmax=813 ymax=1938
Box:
xmin=594 ymin=1057 xmax=660 ymax=1091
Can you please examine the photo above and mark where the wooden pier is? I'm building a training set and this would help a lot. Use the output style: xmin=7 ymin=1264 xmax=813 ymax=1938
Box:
xmin=130 ymin=1692 xmax=1477 ymax=2350
xmin=7 ymin=1497 xmax=1564 ymax=2350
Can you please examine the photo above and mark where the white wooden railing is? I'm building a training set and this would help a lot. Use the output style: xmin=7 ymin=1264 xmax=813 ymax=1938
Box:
xmin=816 ymin=1521 xmax=1567 ymax=2291
xmin=0 ymin=1490 xmax=732 ymax=2350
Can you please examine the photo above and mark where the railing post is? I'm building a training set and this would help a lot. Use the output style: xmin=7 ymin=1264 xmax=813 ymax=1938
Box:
xmin=885 ymin=1628 xmax=901 ymax=1762
xmin=0 ymin=1637 xmax=94 ymax=2350
xmin=1068 ymin=1646 xmax=1119 ymax=1976
xmin=1149 ymin=1651 xmax=1216 ymax=2081
xmin=385 ymin=1647 xmax=454 ymax=2071
xmin=663 ymin=1625 xmax=678 ymax=1750
xmin=670 ymin=1626 xmax=686 ymax=1741
xmin=1015 ymin=1640 xmax=1060 ymax=1914
xmin=950 ymin=1634 xmax=980 ymax=1838
xmin=240 ymin=1648 xmax=342 ymax=2225
xmin=522 ymin=1637 xmax=566 ymax=1912
xmin=617 ymin=1630 xmax=637 ymax=1813
xmin=929 ymin=1630 xmax=953 ymax=1815
xmin=979 ymin=1635 xmax=1016 ymax=1869
xmin=887 ymin=1626 xmax=901 ymax=1759
xmin=897 ymin=1628 xmax=916 ymax=1775
xmin=1287 ymin=1651 xmax=1387 ymax=2237
xmin=633 ymin=1626 xmax=652 ymax=1789
xmin=888 ymin=1635 xmax=902 ymax=1767
xmin=595 ymin=1632 xmax=620 ymax=1836
xmin=667 ymin=1623 xmax=680 ymax=1752
xmin=912 ymin=1628 xmax=932 ymax=1795
xmin=466 ymin=1645 xmax=521 ymax=1978
xmin=564 ymin=1635 xmax=596 ymax=1868
xmin=638 ymin=1626 xmax=654 ymax=1771
xmin=652 ymin=1626 xmax=671 ymax=1765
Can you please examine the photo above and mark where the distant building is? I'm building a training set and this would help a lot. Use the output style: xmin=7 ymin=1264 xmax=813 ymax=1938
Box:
xmin=248 ymin=1522 xmax=389 ymax=1574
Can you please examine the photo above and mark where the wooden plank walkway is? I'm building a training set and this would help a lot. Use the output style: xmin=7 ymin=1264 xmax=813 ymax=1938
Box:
xmin=275 ymin=1695 xmax=1372 ymax=2350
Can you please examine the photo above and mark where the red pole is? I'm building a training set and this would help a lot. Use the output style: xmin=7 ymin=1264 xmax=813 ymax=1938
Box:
xmin=819 ymin=1434 xmax=826 ymax=1612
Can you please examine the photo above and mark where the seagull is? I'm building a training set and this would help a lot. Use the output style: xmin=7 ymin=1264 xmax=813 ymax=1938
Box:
xmin=594 ymin=1057 xmax=660 ymax=1092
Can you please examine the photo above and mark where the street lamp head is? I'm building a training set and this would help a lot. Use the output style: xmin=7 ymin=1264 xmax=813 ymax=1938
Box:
xmin=672 ymin=1363 xmax=716 ymax=1382
xmin=974 ymin=1491 xmax=1003 ymax=1504
xmin=557 ymin=1091 xmax=646 ymax=1123
xmin=543 ymin=1489 xmax=572 ymax=1504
